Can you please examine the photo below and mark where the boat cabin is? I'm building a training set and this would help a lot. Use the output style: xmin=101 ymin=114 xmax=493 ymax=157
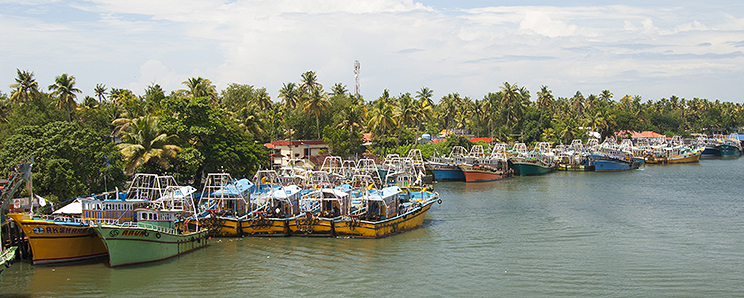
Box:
xmin=135 ymin=208 xmax=180 ymax=229
xmin=362 ymin=186 xmax=401 ymax=221
xmin=80 ymin=198 xmax=147 ymax=223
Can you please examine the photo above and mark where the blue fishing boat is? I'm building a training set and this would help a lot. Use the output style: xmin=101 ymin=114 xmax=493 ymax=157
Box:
xmin=587 ymin=153 xmax=640 ymax=172
xmin=425 ymin=146 xmax=469 ymax=181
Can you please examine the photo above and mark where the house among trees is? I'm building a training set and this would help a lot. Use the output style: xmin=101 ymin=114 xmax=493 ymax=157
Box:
xmin=266 ymin=140 xmax=329 ymax=166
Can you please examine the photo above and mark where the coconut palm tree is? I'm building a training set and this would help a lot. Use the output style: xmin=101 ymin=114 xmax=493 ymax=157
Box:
xmin=253 ymin=87 xmax=272 ymax=111
xmin=300 ymin=71 xmax=322 ymax=94
xmin=116 ymin=115 xmax=181 ymax=175
xmin=9 ymin=69 xmax=40 ymax=110
xmin=415 ymin=87 xmax=434 ymax=107
xmin=571 ymin=91 xmax=585 ymax=117
xmin=368 ymin=91 xmax=397 ymax=154
xmin=394 ymin=92 xmax=418 ymax=147
xmin=600 ymin=90 xmax=613 ymax=103
xmin=182 ymin=77 xmax=217 ymax=103
xmin=536 ymin=85 xmax=554 ymax=124
xmin=278 ymin=82 xmax=300 ymax=110
xmin=337 ymin=95 xmax=366 ymax=136
xmin=499 ymin=82 xmax=522 ymax=132
xmin=331 ymin=83 xmax=347 ymax=96
xmin=94 ymin=83 xmax=108 ymax=103
xmin=48 ymin=73 xmax=81 ymax=121
xmin=303 ymin=87 xmax=330 ymax=139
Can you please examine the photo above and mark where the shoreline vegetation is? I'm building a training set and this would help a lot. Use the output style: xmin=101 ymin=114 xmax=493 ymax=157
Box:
xmin=2 ymin=69 xmax=742 ymax=206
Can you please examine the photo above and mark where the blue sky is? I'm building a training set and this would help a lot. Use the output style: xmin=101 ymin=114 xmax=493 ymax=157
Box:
xmin=2 ymin=0 xmax=744 ymax=103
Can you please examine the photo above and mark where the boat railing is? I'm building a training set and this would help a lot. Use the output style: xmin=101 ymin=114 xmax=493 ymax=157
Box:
xmin=136 ymin=222 xmax=178 ymax=235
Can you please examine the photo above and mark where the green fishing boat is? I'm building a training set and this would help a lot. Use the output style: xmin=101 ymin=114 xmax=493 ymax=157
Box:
xmin=93 ymin=185 xmax=209 ymax=267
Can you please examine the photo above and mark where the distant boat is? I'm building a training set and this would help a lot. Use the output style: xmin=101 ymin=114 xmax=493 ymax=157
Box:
xmin=458 ymin=143 xmax=513 ymax=182
xmin=425 ymin=146 xmax=468 ymax=181
xmin=509 ymin=142 xmax=558 ymax=176
xmin=587 ymin=153 xmax=640 ymax=172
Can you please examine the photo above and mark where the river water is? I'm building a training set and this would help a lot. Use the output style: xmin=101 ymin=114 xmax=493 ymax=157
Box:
xmin=2 ymin=157 xmax=744 ymax=297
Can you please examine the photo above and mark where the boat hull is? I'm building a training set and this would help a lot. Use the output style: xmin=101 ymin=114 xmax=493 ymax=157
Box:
xmin=557 ymin=164 xmax=594 ymax=171
xmin=94 ymin=224 xmax=209 ymax=267
xmin=717 ymin=144 xmax=741 ymax=156
xmin=426 ymin=163 xmax=465 ymax=181
xmin=667 ymin=151 xmax=702 ymax=164
xmin=289 ymin=216 xmax=337 ymax=236
xmin=458 ymin=164 xmax=512 ymax=182
xmin=193 ymin=216 xmax=242 ymax=237
xmin=240 ymin=217 xmax=291 ymax=236
xmin=593 ymin=159 xmax=640 ymax=172
xmin=8 ymin=213 xmax=108 ymax=264
xmin=333 ymin=200 xmax=436 ymax=238
xmin=510 ymin=161 xmax=556 ymax=176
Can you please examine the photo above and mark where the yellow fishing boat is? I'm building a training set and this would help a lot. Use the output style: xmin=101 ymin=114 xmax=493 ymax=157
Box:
xmin=195 ymin=173 xmax=253 ymax=237
xmin=333 ymin=185 xmax=440 ymax=238
xmin=289 ymin=187 xmax=351 ymax=236
xmin=645 ymin=146 xmax=703 ymax=164
xmin=8 ymin=213 xmax=107 ymax=264
xmin=10 ymin=173 xmax=175 ymax=264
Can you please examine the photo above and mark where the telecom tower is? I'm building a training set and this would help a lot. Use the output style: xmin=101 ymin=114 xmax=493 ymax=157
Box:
xmin=354 ymin=60 xmax=360 ymax=97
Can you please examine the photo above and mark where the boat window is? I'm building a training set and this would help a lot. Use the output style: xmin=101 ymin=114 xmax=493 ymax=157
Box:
xmin=142 ymin=213 xmax=146 ymax=220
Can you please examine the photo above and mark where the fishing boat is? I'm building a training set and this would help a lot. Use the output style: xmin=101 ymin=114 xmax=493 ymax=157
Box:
xmin=644 ymin=137 xmax=704 ymax=164
xmin=92 ymin=185 xmax=208 ymax=267
xmin=425 ymin=146 xmax=468 ymax=181
xmin=509 ymin=142 xmax=558 ymax=176
xmin=586 ymin=153 xmax=640 ymax=172
xmin=717 ymin=135 xmax=742 ymax=156
xmin=458 ymin=143 xmax=513 ymax=182
xmin=290 ymin=172 xmax=352 ymax=236
xmin=195 ymin=173 xmax=253 ymax=237
xmin=8 ymin=169 xmax=161 ymax=265
xmin=333 ymin=177 xmax=441 ymax=238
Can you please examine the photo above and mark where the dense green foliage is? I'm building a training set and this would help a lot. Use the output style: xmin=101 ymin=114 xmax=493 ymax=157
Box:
xmin=2 ymin=69 xmax=742 ymax=204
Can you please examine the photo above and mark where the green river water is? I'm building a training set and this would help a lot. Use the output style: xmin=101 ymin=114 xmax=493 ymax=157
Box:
xmin=2 ymin=157 xmax=744 ymax=297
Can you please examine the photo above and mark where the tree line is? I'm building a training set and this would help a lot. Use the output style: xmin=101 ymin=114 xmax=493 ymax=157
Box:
xmin=1 ymin=69 xmax=742 ymax=203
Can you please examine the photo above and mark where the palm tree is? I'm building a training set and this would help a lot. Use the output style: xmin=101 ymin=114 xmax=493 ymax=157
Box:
xmin=234 ymin=105 xmax=265 ymax=137
xmin=337 ymin=95 xmax=366 ymax=136
xmin=499 ymin=82 xmax=522 ymax=132
xmin=94 ymin=83 xmax=108 ymax=103
xmin=395 ymin=92 xmax=418 ymax=147
xmin=253 ymin=87 xmax=272 ymax=111
xmin=48 ymin=73 xmax=82 ymax=121
xmin=300 ymin=71 xmax=322 ymax=94
xmin=303 ymin=87 xmax=330 ymax=139
xmin=331 ymin=83 xmax=347 ymax=96
xmin=9 ymin=69 xmax=40 ymax=110
xmin=536 ymin=85 xmax=554 ymax=124
xmin=183 ymin=77 xmax=217 ymax=103
xmin=600 ymin=90 xmax=613 ymax=103
xmin=116 ymin=115 xmax=181 ymax=175
xmin=415 ymin=87 xmax=434 ymax=107
xmin=368 ymin=91 xmax=397 ymax=154
xmin=109 ymin=88 xmax=136 ymax=106
xmin=571 ymin=91 xmax=585 ymax=117
xmin=278 ymin=82 xmax=300 ymax=110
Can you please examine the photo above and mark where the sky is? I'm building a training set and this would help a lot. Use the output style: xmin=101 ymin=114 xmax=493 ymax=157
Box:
xmin=2 ymin=0 xmax=744 ymax=104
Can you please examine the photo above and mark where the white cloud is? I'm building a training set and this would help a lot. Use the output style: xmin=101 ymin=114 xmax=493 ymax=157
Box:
xmin=518 ymin=11 xmax=578 ymax=37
